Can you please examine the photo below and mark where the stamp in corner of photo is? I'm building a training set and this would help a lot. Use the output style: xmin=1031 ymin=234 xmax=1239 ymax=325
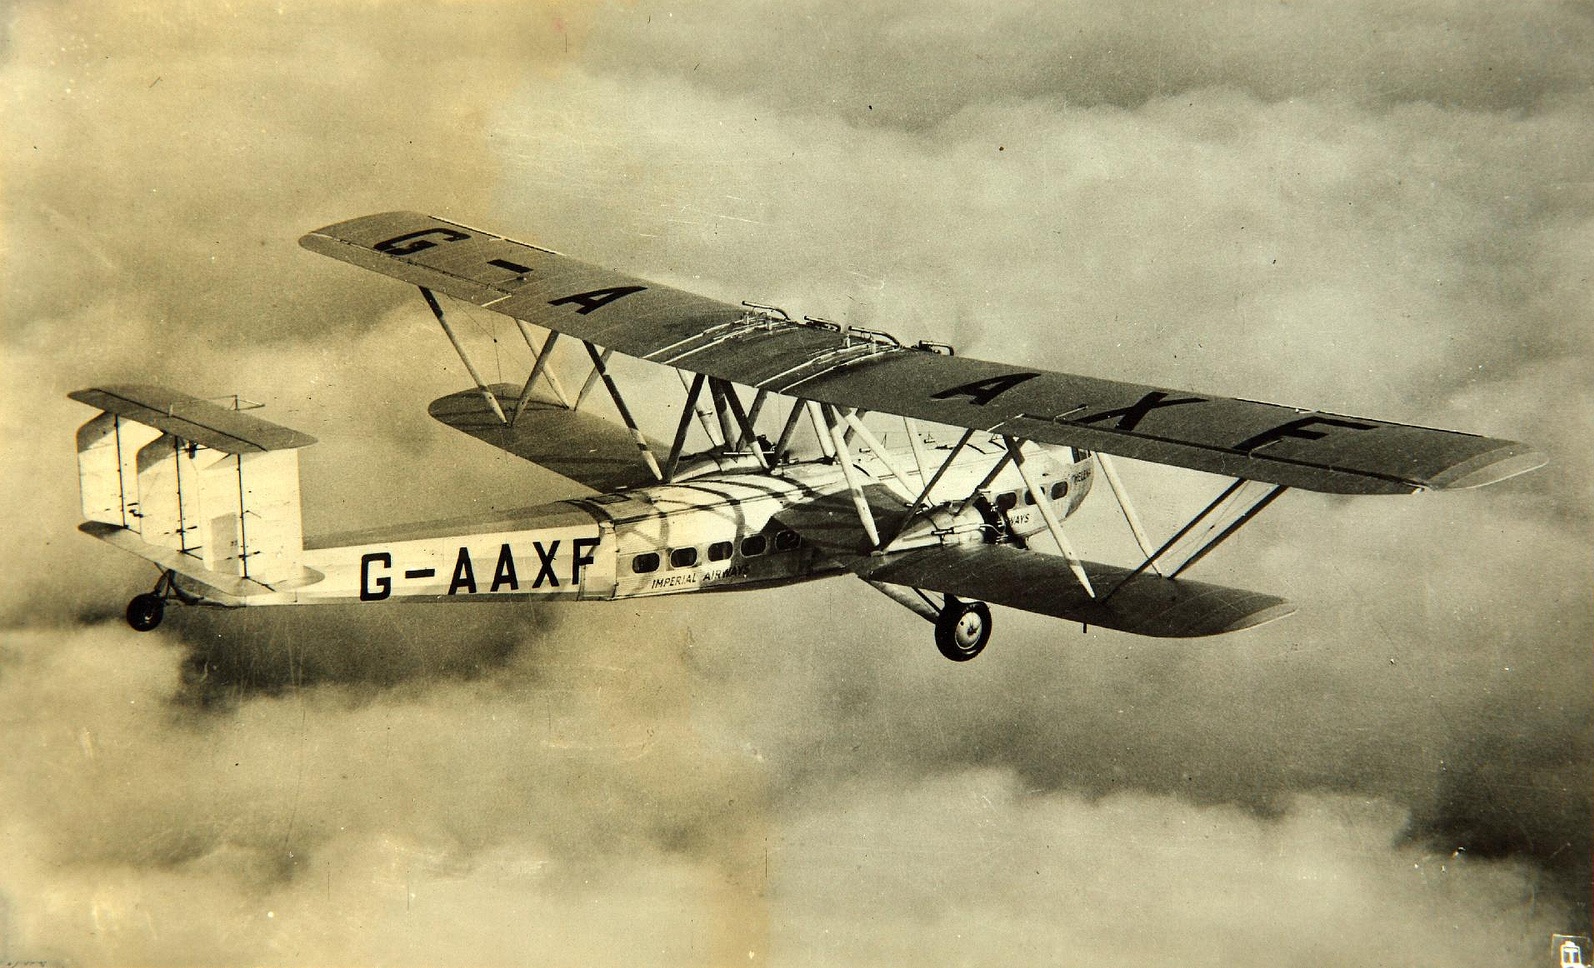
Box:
xmin=1552 ymin=934 xmax=1594 ymax=968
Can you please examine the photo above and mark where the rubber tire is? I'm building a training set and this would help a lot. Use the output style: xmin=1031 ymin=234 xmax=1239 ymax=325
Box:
xmin=935 ymin=598 xmax=992 ymax=662
xmin=126 ymin=593 xmax=165 ymax=632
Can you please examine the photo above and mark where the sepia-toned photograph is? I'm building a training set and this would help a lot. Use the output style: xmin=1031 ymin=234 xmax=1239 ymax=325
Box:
xmin=3 ymin=2 xmax=1589 ymax=965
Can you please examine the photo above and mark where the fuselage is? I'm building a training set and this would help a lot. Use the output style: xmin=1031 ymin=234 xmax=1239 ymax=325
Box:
xmin=231 ymin=437 xmax=1095 ymax=607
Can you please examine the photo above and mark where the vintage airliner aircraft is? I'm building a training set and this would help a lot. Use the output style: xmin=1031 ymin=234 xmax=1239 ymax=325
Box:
xmin=71 ymin=212 xmax=1545 ymax=660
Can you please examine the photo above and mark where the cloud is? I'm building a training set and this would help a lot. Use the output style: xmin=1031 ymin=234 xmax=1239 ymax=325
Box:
xmin=2 ymin=0 xmax=1588 ymax=963
xmin=0 ymin=624 xmax=771 ymax=966
xmin=0 ymin=628 xmax=1568 ymax=967
xmin=479 ymin=41 xmax=1592 ymax=917
xmin=582 ymin=0 xmax=1594 ymax=125
xmin=770 ymin=773 xmax=1565 ymax=967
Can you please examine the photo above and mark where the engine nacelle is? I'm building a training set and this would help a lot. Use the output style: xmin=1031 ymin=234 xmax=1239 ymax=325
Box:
xmin=888 ymin=503 xmax=991 ymax=552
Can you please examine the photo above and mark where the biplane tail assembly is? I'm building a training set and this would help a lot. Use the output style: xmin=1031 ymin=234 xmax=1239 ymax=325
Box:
xmin=71 ymin=211 xmax=1545 ymax=660
xmin=71 ymin=385 xmax=321 ymax=628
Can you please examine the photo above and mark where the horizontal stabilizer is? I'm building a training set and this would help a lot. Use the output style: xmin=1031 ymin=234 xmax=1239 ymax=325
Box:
xmin=430 ymin=385 xmax=663 ymax=493
xmin=850 ymin=543 xmax=1294 ymax=638
xmin=79 ymin=522 xmax=320 ymax=603
xmin=69 ymin=385 xmax=316 ymax=453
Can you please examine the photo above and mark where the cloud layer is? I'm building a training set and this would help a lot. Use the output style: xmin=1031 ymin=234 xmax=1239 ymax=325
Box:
xmin=2 ymin=0 xmax=1588 ymax=964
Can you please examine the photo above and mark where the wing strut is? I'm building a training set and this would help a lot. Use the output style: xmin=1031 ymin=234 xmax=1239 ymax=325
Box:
xmin=708 ymin=380 xmax=740 ymax=449
xmin=663 ymin=373 xmax=707 ymax=482
xmin=573 ymin=346 xmax=612 ymax=411
xmin=955 ymin=448 xmax=1014 ymax=514
xmin=713 ymin=379 xmax=769 ymax=468
xmin=807 ymin=401 xmax=837 ymax=460
xmin=841 ymin=408 xmax=866 ymax=448
xmin=740 ymin=389 xmax=771 ymax=447
xmin=821 ymin=403 xmax=881 ymax=548
xmin=1095 ymin=452 xmax=1163 ymax=576
xmin=1004 ymin=437 xmax=1095 ymax=598
xmin=1105 ymin=479 xmax=1287 ymax=600
xmin=511 ymin=324 xmax=571 ymax=424
xmin=839 ymin=410 xmax=918 ymax=503
xmin=419 ymin=288 xmax=507 ymax=426
xmin=770 ymin=398 xmax=807 ymax=465
xmin=677 ymin=370 xmax=726 ymax=447
xmin=882 ymin=427 xmax=978 ymax=551
xmin=580 ymin=341 xmax=663 ymax=481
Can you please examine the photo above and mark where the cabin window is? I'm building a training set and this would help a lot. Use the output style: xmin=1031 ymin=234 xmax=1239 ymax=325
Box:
xmin=670 ymin=547 xmax=699 ymax=568
xmin=1050 ymin=480 xmax=1069 ymax=500
xmin=631 ymin=552 xmax=660 ymax=574
xmin=708 ymin=541 xmax=734 ymax=562
xmin=774 ymin=530 xmax=802 ymax=552
xmin=1023 ymin=490 xmax=1037 ymax=506
xmin=995 ymin=491 xmax=1018 ymax=511
xmin=740 ymin=534 xmax=768 ymax=557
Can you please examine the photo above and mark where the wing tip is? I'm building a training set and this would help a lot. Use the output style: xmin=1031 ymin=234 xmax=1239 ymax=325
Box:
xmin=1220 ymin=599 xmax=1298 ymax=634
xmin=297 ymin=210 xmax=434 ymax=250
xmin=1424 ymin=442 xmax=1547 ymax=491
xmin=1115 ymin=588 xmax=1296 ymax=638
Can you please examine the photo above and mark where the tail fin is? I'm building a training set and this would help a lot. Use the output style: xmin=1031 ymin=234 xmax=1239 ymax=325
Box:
xmin=70 ymin=386 xmax=319 ymax=598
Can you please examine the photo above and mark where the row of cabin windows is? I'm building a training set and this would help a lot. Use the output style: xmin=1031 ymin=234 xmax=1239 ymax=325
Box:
xmin=992 ymin=479 xmax=1070 ymax=511
xmin=630 ymin=530 xmax=803 ymax=575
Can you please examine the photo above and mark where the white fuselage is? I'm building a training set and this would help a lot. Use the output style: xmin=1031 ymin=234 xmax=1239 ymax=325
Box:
xmin=233 ymin=438 xmax=1094 ymax=607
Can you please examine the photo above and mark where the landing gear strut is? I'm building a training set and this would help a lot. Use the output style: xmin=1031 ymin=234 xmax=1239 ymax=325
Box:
xmin=862 ymin=581 xmax=994 ymax=662
xmin=126 ymin=570 xmax=181 ymax=632
xmin=935 ymin=597 xmax=992 ymax=662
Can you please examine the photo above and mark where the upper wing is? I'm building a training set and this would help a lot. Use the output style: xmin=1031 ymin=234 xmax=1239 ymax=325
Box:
xmin=302 ymin=211 xmax=1545 ymax=495
xmin=429 ymin=383 xmax=661 ymax=493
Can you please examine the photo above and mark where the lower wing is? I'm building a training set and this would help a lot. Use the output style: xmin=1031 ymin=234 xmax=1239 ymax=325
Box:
xmin=429 ymin=384 xmax=663 ymax=494
xmin=775 ymin=484 xmax=1291 ymax=638
xmin=848 ymin=543 xmax=1293 ymax=638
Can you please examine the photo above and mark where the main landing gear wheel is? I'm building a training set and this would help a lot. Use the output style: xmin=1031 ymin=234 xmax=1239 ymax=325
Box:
xmin=126 ymin=570 xmax=182 ymax=631
xmin=935 ymin=597 xmax=992 ymax=662
xmin=126 ymin=593 xmax=165 ymax=632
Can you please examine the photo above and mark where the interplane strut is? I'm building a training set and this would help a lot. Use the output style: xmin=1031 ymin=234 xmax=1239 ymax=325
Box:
xmin=883 ymin=427 xmax=976 ymax=550
xmin=420 ymin=287 xmax=506 ymax=425
xmin=581 ymin=341 xmax=662 ymax=481
xmin=822 ymin=403 xmax=881 ymax=548
xmin=1095 ymin=452 xmax=1162 ymax=575
xmin=1105 ymin=478 xmax=1287 ymax=600
xmin=663 ymin=373 xmax=706 ymax=481
xmin=511 ymin=324 xmax=570 ymax=424
xmin=1004 ymin=436 xmax=1094 ymax=598
xmin=419 ymin=282 xmax=1287 ymax=604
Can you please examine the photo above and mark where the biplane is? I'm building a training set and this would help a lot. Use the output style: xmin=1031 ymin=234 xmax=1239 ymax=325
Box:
xmin=72 ymin=212 xmax=1545 ymax=660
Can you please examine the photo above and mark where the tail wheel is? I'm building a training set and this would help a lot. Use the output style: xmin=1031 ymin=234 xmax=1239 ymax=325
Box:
xmin=126 ymin=592 xmax=165 ymax=632
xmin=935 ymin=597 xmax=992 ymax=662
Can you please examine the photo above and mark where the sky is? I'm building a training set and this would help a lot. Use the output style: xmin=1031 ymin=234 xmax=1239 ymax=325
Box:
xmin=2 ymin=1 xmax=1590 ymax=965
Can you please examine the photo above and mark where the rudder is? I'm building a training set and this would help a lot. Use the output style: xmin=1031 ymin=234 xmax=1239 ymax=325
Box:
xmin=70 ymin=386 xmax=318 ymax=595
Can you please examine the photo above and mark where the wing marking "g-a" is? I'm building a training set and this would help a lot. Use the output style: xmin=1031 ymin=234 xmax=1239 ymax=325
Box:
xmin=302 ymin=212 xmax=1544 ymax=495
